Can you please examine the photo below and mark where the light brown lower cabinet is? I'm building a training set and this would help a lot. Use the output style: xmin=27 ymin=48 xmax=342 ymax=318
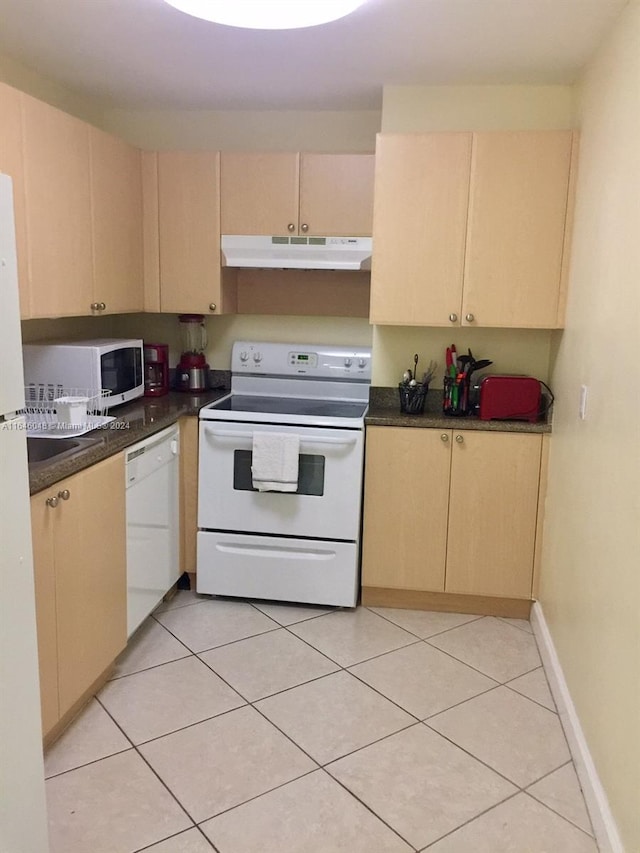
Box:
xmin=31 ymin=453 xmax=127 ymax=739
xmin=361 ymin=427 xmax=543 ymax=613
xmin=179 ymin=417 xmax=199 ymax=583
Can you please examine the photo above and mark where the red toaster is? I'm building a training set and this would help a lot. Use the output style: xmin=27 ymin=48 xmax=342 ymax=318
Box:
xmin=478 ymin=375 xmax=542 ymax=422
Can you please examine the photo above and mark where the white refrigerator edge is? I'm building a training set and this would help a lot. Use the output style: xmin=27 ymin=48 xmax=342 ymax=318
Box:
xmin=0 ymin=172 xmax=49 ymax=852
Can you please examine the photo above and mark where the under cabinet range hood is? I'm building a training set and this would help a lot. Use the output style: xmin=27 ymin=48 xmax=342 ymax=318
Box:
xmin=221 ymin=235 xmax=372 ymax=271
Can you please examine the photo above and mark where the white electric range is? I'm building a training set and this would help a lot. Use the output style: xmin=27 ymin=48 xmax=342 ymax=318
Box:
xmin=197 ymin=340 xmax=372 ymax=607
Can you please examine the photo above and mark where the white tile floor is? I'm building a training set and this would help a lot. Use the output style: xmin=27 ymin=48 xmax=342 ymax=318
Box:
xmin=43 ymin=592 xmax=599 ymax=852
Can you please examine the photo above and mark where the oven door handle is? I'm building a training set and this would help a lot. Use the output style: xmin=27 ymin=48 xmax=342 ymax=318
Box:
xmin=203 ymin=426 xmax=359 ymax=447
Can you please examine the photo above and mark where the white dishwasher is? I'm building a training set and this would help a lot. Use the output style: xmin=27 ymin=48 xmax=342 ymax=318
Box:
xmin=125 ymin=423 xmax=180 ymax=637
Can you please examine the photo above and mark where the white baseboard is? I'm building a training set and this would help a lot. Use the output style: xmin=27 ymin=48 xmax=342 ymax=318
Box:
xmin=530 ymin=601 xmax=625 ymax=853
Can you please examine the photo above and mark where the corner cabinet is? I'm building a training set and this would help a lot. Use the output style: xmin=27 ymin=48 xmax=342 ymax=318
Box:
xmin=3 ymin=85 xmax=143 ymax=319
xmin=220 ymin=151 xmax=375 ymax=237
xmin=370 ymin=130 xmax=575 ymax=329
xmin=361 ymin=426 xmax=543 ymax=616
xmin=31 ymin=454 xmax=127 ymax=740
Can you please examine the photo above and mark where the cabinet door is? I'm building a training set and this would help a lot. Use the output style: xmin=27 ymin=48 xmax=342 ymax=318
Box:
xmin=21 ymin=93 xmax=93 ymax=318
xmin=90 ymin=127 xmax=143 ymax=313
xmin=370 ymin=133 xmax=472 ymax=326
xmin=299 ymin=153 xmax=374 ymax=236
xmin=362 ymin=427 xmax=451 ymax=592
xmin=462 ymin=131 xmax=573 ymax=328
xmin=158 ymin=150 xmax=222 ymax=314
xmin=54 ymin=455 xmax=127 ymax=715
xmin=220 ymin=152 xmax=299 ymax=235
xmin=445 ymin=431 xmax=542 ymax=598
xmin=30 ymin=492 xmax=59 ymax=736
xmin=0 ymin=83 xmax=30 ymax=318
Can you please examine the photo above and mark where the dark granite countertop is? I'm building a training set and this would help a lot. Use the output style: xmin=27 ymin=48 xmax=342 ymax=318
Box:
xmin=28 ymin=387 xmax=229 ymax=495
xmin=365 ymin=387 xmax=552 ymax=434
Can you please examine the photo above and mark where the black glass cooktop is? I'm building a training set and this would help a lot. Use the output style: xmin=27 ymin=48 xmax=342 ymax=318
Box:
xmin=209 ymin=394 xmax=368 ymax=419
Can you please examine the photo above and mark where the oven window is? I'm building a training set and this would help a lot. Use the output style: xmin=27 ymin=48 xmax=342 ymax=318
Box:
xmin=101 ymin=347 xmax=142 ymax=396
xmin=233 ymin=450 xmax=325 ymax=496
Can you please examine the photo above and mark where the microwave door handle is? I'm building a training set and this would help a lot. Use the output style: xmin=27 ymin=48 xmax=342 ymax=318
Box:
xmin=203 ymin=426 xmax=358 ymax=447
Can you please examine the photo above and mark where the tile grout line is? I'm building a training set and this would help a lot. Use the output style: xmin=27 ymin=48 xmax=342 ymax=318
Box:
xmin=366 ymin=606 xmax=486 ymax=640
xmin=131 ymin=824 xmax=218 ymax=853
xmin=315 ymin=766 xmax=420 ymax=852
xmin=420 ymin=716 xmax=570 ymax=794
xmin=523 ymin=759 xmax=597 ymax=839
xmin=92 ymin=692 xmax=201 ymax=831
xmin=417 ymin=789 xmax=524 ymax=850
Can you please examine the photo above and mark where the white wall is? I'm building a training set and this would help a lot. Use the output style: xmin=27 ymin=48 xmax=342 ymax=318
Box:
xmin=539 ymin=3 xmax=640 ymax=850
xmin=382 ymin=84 xmax=575 ymax=133
xmin=102 ymin=108 xmax=380 ymax=152
xmin=0 ymin=52 xmax=104 ymax=126
xmin=373 ymin=84 xmax=576 ymax=387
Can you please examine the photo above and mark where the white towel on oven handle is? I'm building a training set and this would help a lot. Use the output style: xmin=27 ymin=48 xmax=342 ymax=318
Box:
xmin=251 ymin=432 xmax=300 ymax=492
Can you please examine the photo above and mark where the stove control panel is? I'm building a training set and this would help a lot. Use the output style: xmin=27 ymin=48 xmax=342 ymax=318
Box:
xmin=231 ymin=341 xmax=372 ymax=380
xmin=289 ymin=351 xmax=319 ymax=369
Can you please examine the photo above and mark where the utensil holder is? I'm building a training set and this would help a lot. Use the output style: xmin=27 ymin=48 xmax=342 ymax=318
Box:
xmin=443 ymin=375 xmax=470 ymax=417
xmin=399 ymin=383 xmax=428 ymax=415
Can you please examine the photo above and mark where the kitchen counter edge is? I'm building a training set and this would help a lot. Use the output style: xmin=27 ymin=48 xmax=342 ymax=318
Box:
xmin=28 ymin=388 xmax=228 ymax=495
xmin=365 ymin=387 xmax=552 ymax=434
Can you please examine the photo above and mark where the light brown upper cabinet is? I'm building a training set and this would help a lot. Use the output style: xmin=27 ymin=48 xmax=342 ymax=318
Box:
xmin=21 ymin=93 xmax=94 ymax=318
xmin=0 ymin=83 xmax=30 ymax=318
xmin=154 ymin=150 xmax=233 ymax=315
xmin=220 ymin=152 xmax=375 ymax=237
xmin=370 ymin=130 xmax=574 ymax=328
xmin=462 ymin=131 xmax=573 ymax=328
xmin=369 ymin=133 xmax=472 ymax=325
xmin=89 ymin=127 xmax=144 ymax=314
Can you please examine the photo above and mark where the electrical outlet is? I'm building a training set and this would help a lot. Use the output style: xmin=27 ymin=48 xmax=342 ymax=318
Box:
xmin=579 ymin=385 xmax=588 ymax=420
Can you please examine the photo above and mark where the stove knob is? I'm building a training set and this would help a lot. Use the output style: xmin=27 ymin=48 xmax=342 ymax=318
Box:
xmin=253 ymin=352 xmax=262 ymax=363
xmin=239 ymin=351 xmax=249 ymax=362
xmin=344 ymin=358 xmax=352 ymax=368
xmin=358 ymin=358 xmax=367 ymax=369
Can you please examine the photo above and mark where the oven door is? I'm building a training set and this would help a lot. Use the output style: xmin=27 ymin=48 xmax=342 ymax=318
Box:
xmin=198 ymin=420 xmax=364 ymax=541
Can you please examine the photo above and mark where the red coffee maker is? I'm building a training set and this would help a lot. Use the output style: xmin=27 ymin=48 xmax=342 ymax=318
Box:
xmin=176 ymin=314 xmax=209 ymax=392
xmin=143 ymin=343 xmax=170 ymax=397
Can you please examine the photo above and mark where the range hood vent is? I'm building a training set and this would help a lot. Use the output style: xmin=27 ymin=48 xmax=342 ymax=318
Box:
xmin=221 ymin=235 xmax=372 ymax=271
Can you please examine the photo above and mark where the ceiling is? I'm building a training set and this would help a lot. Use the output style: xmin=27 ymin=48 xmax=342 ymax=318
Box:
xmin=0 ymin=0 xmax=629 ymax=111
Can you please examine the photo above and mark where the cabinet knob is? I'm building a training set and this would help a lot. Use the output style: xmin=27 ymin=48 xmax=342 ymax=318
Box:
xmin=209 ymin=303 xmax=217 ymax=312
xmin=455 ymin=434 xmax=464 ymax=443
xmin=301 ymin=223 xmax=309 ymax=233
xmin=440 ymin=433 xmax=449 ymax=442
xmin=99 ymin=302 xmax=106 ymax=311
xmin=90 ymin=302 xmax=99 ymax=311
xmin=287 ymin=223 xmax=295 ymax=232
xmin=465 ymin=313 xmax=475 ymax=323
xmin=46 ymin=496 xmax=59 ymax=508
xmin=448 ymin=313 xmax=458 ymax=323
xmin=58 ymin=489 xmax=71 ymax=501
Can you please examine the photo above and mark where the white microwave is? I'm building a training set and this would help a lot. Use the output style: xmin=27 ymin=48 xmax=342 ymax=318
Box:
xmin=22 ymin=338 xmax=144 ymax=409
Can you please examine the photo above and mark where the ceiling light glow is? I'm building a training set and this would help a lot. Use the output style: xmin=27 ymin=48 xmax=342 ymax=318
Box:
xmin=163 ymin=0 xmax=368 ymax=30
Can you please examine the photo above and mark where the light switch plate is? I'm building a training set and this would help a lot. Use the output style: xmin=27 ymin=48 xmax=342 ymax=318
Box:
xmin=579 ymin=385 xmax=588 ymax=420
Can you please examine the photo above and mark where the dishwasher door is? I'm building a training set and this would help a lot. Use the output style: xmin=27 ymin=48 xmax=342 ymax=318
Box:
xmin=125 ymin=424 xmax=180 ymax=637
